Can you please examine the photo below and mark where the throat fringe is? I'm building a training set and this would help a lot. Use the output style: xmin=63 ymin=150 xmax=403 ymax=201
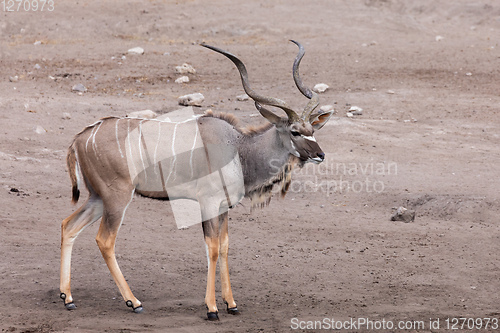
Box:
xmin=247 ymin=155 xmax=302 ymax=209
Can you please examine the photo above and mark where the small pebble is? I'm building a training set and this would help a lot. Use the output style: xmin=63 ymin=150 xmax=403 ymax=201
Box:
xmin=175 ymin=63 xmax=196 ymax=74
xmin=71 ymin=83 xmax=87 ymax=93
xmin=126 ymin=110 xmax=157 ymax=119
xmin=313 ymin=83 xmax=329 ymax=93
xmin=34 ymin=125 xmax=46 ymax=134
xmin=349 ymin=106 xmax=363 ymax=115
xmin=175 ymin=76 xmax=190 ymax=84
xmin=236 ymin=94 xmax=249 ymax=101
xmin=319 ymin=105 xmax=334 ymax=113
xmin=178 ymin=93 xmax=204 ymax=106
xmin=128 ymin=47 xmax=144 ymax=55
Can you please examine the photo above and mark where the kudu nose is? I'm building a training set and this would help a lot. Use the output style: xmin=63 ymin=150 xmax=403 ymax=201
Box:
xmin=317 ymin=152 xmax=325 ymax=160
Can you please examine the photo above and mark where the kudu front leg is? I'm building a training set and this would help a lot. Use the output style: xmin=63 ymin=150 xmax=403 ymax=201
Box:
xmin=203 ymin=218 xmax=220 ymax=320
xmin=218 ymin=212 xmax=239 ymax=315
xmin=202 ymin=213 xmax=238 ymax=321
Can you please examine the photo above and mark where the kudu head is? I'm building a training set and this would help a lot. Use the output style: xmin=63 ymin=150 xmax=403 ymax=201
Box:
xmin=201 ymin=41 xmax=333 ymax=164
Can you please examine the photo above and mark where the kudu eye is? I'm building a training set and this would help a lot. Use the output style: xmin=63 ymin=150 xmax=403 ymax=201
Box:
xmin=291 ymin=130 xmax=300 ymax=137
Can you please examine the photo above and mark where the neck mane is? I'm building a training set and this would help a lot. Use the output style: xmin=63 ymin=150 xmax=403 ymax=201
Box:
xmin=202 ymin=111 xmax=303 ymax=208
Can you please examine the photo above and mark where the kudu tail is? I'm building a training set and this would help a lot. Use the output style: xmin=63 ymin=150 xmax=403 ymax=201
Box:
xmin=67 ymin=144 xmax=80 ymax=204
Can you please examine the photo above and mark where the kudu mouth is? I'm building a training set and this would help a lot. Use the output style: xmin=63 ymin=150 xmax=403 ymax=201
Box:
xmin=302 ymin=149 xmax=325 ymax=164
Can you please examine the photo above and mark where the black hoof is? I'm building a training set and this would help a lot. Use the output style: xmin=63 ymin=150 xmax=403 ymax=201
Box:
xmin=126 ymin=300 xmax=143 ymax=313
xmin=227 ymin=307 xmax=240 ymax=315
xmin=207 ymin=311 xmax=219 ymax=321
xmin=65 ymin=302 xmax=77 ymax=310
xmin=225 ymin=301 xmax=240 ymax=315
xmin=60 ymin=293 xmax=76 ymax=310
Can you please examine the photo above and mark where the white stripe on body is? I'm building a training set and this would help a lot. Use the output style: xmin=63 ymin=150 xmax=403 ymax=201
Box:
xmin=165 ymin=122 xmax=179 ymax=184
xmin=138 ymin=120 xmax=147 ymax=182
xmin=126 ymin=119 xmax=138 ymax=182
xmin=189 ymin=124 xmax=199 ymax=179
xmin=115 ymin=118 xmax=124 ymax=158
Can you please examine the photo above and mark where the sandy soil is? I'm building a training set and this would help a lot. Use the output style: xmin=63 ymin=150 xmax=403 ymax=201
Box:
xmin=1 ymin=0 xmax=499 ymax=332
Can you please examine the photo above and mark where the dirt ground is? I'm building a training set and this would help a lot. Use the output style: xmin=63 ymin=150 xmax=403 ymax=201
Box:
xmin=1 ymin=0 xmax=499 ymax=332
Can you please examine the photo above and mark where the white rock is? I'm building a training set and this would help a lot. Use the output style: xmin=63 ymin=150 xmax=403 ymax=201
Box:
xmin=465 ymin=72 xmax=472 ymax=76
xmin=313 ymin=83 xmax=329 ymax=93
xmin=387 ymin=90 xmax=395 ymax=94
xmin=34 ymin=125 xmax=46 ymax=134
xmin=319 ymin=105 xmax=335 ymax=113
xmin=62 ymin=112 xmax=71 ymax=120
xmin=126 ymin=110 xmax=158 ymax=119
xmin=175 ymin=76 xmax=190 ymax=84
xmin=71 ymin=83 xmax=87 ymax=92
xmin=34 ymin=64 xmax=41 ymax=70
xmin=349 ymin=106 xmax=363 ymax=115
xmin=236 ymin=94 xmax=249 ymax=101
xmin=175 ymin=63 xmax=196 ymax=74
xmin=435 ymin=35 xmax=444 ymax=42
xmin=346 ymin=112 xmax=354 ymax=118
xmin=33 ymin=40 xmax=42 ymax=46
xmin=128 ymin=47 xmax=144 ymax=55
xmin=178 ymin=93 xmax=204 ymax=106
xmin=9 ymin=76 xmax=18 ymax=82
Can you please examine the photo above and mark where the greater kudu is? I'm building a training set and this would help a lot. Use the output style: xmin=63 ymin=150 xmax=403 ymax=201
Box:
xmin=60 ymin=41 xmax=333 ymax=320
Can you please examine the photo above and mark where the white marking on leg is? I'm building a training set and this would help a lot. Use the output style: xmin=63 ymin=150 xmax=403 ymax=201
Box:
xmin=116 ymin=118 xmax=124 ymax=159
xmin=301 ymin=135 xmax=317 ymax=142
xmin=205 ymin=243 xmax=210 ymax=269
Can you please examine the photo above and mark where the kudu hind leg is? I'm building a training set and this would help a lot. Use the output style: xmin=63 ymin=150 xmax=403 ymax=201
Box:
xmin=95 ymin=192 xmax=143 ymax=313
xmin=60 ymin=197 xmax=104 ymax=309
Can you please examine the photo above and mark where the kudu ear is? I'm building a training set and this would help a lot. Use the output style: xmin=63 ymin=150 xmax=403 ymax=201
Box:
xmin=309 ymin=110 xmax=334 ymax=130
xmin=255 ymin=102 xmax=282 ymax=125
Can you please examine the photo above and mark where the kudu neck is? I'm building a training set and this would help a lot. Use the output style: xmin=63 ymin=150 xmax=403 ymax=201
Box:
xmin=236 ymin=125 xmax=292 ymax=192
